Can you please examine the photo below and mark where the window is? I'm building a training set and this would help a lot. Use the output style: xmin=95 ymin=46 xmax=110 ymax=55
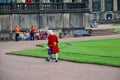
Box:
xmin=118 ymin=0 xmax=120 ymax=11
xmin=7 ymin=0 xmax=15 ymax=3
xmin=50 ymin=0 xmax=63 ymax=3
xmin=0 ymin=0 xmax=9 ymax=3
xmin=81 ymin=0 xmax=89 ymax=3
xmin=72 ymin=0 xmax=79 ymax=2
xmin=92 ymin=0 xmax=101 ymax=12
xmin=0 ymin=0 xmax=5 ymax=2
xmin=105 ymin=0 xmax=113 ymax=11
xmin=32 ymin=0 xmax=39 ymax=2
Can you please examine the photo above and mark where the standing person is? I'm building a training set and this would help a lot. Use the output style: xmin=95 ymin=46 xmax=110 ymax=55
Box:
xmin=47 ymin=30 xmax=59 ymax=62
xmin=30 ymin=25 xmax=35 ymax=40
xmin=25 ymin=0 xmax=32 ymax=3
xmin=14 ymin=25 xmax=20 ymax=41
xmin=25 ymin=0 xmax=32 ymax=9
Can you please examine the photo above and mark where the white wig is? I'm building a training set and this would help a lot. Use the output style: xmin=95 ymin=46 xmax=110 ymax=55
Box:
xmin=47 ymin=30 xmax=54 ymax=34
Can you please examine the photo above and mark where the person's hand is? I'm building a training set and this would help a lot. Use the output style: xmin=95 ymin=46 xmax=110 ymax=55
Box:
xmin=53 ymin=42 xmax=56 ymax=46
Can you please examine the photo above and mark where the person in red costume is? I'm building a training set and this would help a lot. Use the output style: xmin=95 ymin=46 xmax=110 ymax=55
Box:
xmin=47 ymin=30 xmax=59 ymax=62
xmin=25 ymin=0 xmax=32 ymax=3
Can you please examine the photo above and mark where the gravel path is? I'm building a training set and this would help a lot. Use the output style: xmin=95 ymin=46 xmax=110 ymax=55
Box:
xmin=0 ymin=34 xmax=120 ymax=80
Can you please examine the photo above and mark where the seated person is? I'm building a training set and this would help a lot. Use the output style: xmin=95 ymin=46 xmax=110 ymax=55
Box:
xmin=24 ymin=31 xmax=30 ymax=40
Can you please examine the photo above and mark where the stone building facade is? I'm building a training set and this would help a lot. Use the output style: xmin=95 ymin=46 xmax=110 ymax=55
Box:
xmin=0 ymin=0 xmax=120 ymax=33
xmin=89 ymin=0 xmax=120 ymax=23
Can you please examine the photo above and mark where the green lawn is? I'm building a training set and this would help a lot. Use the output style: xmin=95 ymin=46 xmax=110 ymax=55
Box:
xmin=113 ymin=24 xmax=120 ymax=26
xmin=7 ymin=38 xmax=120 ymax=67
xmin=114 ymin=28 xmax=120 ymax=33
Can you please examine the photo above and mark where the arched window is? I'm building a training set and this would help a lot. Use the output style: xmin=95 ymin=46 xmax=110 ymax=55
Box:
xmin=105 ymin=0 xmax=113 ymax=11
xmin=106 ymin=14 xmax=112 ymax=20
xmin=92 ymin=0 xmax=101 ymax=12
xmin=118 ymin=0 xmax=120 ymax=11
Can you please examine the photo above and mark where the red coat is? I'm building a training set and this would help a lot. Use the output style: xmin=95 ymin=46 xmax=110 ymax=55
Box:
xmin=30 ymin=26 xmax=35 ymax=33
xmin=48 ymin=34 xmax=59 ymax=54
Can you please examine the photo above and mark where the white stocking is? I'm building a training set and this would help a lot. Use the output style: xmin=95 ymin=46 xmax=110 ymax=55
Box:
xmin=56 ymin=53 xmax=58 ymax=60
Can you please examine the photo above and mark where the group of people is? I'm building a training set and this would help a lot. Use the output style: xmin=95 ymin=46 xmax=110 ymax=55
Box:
xmin=14 ymin=25 xmax=60 ymax=62
xmin=36 ymin=30 xmax=48 ymax=40
xmin=14 ymin=25 xmax=35 ymax=41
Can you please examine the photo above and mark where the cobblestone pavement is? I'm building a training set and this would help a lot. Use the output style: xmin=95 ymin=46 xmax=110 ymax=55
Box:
xmin=0 ymin=34 xmax=120 ymax=80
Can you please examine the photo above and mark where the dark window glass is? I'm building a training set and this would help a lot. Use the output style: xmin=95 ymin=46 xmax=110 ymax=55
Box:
xmin=7 ymin=0 xmax=14 ymax=3
xmin=92 ymin=0 xmax=101 ymax=12
xmin=32 ymin=0 xmax=39 ymax=2
xmin=106 ymin=14 xmax=112 ymax=20
xmin=72 ymin=0 xmax=75 ymax=2
xmin=0 ymin=0 xmax=5 ymax=3
xmin=0 ymin=0 xmax=10 ymax=3
xmin=105 ymin=0 xmax=113 ymax=11
xmin=50 ymin=0 xmax=63 ymax=3
xmin=118 ymin=0 xmax=120 ymax=11
xmin=81 ymin=0 xmax=89 ymax=3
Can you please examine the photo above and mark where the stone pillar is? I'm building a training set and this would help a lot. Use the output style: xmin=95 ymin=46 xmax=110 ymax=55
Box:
xmin=64 ymin=0 xmax=72 ymax=2
xmin=16 ymin=0 xmax=25 ymax=3
xmin=0 ymin=18 xmax=1 ymax=31
xmin=84 ymin=13 xmax=91 ymax=29
xmin=113 ymin=0 xmax=117 ymax=11
xmin=101 ymin=0 xmax=105 ymax=12
xmin=43 ymin=0 xmax=50 ymax=3
xmin=89 ymin=0 xmax=92 ymax=12
xmin=63 ymin=14 xmax=70 ymax=28
xmin=10 ymin=15 xmax=13 ymax=33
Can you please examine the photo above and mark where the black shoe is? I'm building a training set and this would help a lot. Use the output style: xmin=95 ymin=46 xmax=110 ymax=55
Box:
xmin=55 ymin=60 xmax=58 ymax=62
xmin=46 ymin=58 xmax=50 ymax=62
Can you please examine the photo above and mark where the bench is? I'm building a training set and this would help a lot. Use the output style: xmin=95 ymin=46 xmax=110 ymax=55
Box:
xmin=72 ymin=29 xmax=90 ymax=37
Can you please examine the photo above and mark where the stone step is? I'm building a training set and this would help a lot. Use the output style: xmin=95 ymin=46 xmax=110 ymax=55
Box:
xmin=91 ymin=28 xmax=118 ymax=36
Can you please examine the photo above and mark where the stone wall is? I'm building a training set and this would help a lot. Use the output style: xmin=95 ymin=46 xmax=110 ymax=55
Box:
xmin=0 ymin=13 xmax=84 ymax=32
xmin=0 ymin=13 xmax=86 ymax=40
xmin=0 ymin=15 xmax=11 ymax=31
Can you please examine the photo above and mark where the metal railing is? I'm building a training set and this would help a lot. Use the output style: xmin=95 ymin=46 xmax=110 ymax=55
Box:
xmin=0 ymin=3 xmax=89 ymax=14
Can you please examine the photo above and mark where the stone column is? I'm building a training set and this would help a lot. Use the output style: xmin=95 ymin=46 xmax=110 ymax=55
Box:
xmin=113 ymin=0 xmax=117 ymax=11
xmin=63 ymin=14 xmax=70 ymax=28
xmin=89 ymin=0 xmax=92 ymax=12
xmin=101 ymin=0 xmax=105 ymax=12
xmin=84 ymin=13 xmax=91 ymax=29
xmin=0 ymin=16 xmax=1 ymax=31
xmin=64 ymin=0 xmax=72 ymax=2
xmin=10 ymin=15 xmax=13 ymax=33
xmin=43 ymin=0 xmax=50 ymax=3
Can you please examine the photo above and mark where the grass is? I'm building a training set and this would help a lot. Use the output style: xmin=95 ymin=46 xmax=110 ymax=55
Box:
xmin=7 ymin=38 xmax=120 ymax=67
xmin=113 ymin=24 xmax=120 ymax=26
xmin=114 ymin=28 xmax=120 ymax=33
